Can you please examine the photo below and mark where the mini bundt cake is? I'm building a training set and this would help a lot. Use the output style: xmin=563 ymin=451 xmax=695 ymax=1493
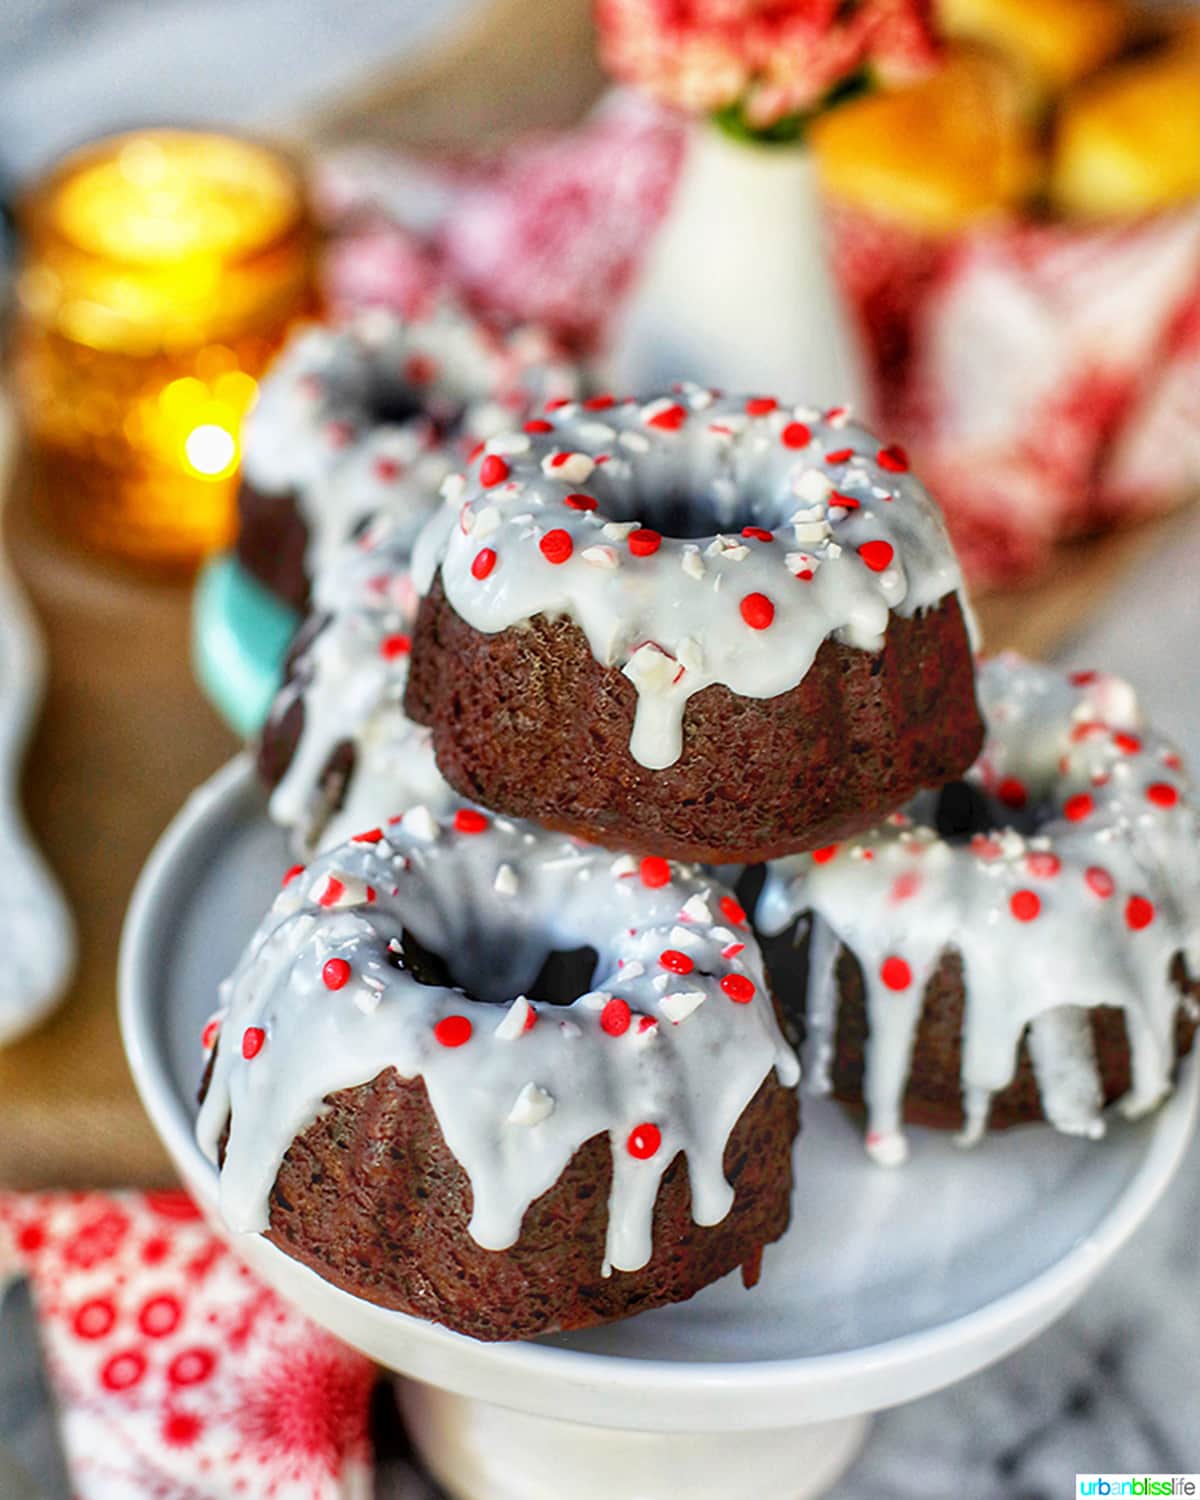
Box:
xmin=405 ymin=386 xmax=984 ymax=864
xmin=757 ymin=654 xmax=1200 ymax=1163
xmin=197 ymin=813 xmax=799 ymax=1341
xmin=236 ymin=304 xmax=577 ymax=611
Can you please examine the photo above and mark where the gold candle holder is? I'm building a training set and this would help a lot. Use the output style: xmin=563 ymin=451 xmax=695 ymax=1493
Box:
xmin=13 ymin=129 xmax=317 ymax=567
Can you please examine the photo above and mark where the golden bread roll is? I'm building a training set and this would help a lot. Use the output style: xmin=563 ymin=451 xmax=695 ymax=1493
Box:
xmin=937 ymin=0 xmax=1128 ymax=92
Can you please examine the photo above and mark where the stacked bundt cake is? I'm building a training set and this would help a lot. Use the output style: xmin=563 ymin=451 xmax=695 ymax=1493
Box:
xmin=202 ymin=365 xmax=1198 ymax=1344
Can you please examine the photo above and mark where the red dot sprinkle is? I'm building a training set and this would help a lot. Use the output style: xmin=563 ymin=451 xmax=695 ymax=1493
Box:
xmin=454 ymin=808 xmax=490 ymax=834
xmin=471 ymin=548 xmax=497 ymax=580
xmin=628 ymin=528 xmax=662 ymax=557
xmin=524 ymin=419 xmax=554 ymax=433
xmin=876 ymin=444 xmax=909 ymax=472
xmin=781 ymin=421 xmax=811 ymax=448
xmin=563 ymin=492 xmax=597 ymax=511
xmin=1063 ymin=793 xmax=1094 ymax=822
xmin=825 ymin=447 xmax=853 ymax=464
xmin=1025 ymin=852 xmax=1061 ymax=879
xmin=1070 ymin=670 xmax=1098 ymax=686
xmin=646 ymin=403 xmax=686 ymax=431
xmin=1010 ymin=889 xmax=1041 ymax=922
xmin=811 ymin=845 xmax=839 ymax=864
xmin=640 ymin=856 xmax=670 ymax=888
xmin=745 ymin=397 xmax=777 ymax=416
xmin=479 ymin=454 xmax=509 ymax=487
xmin=719 ymin=895 xmax=746 ymax=926
xmin=241 ymin=1027 xmax=265 ymax=1060
xmin=741 ymin=526 xmax=774 ymax=542
xmin=1085 ymin=866 xmax=1115 ymax=899
xmin=891 ymin=871 xmax=921 ymax=902
xmin=322 ymin=958 xmax=351 ymax=991
xmin=380 ymin=633 xmax=411 ymax=660
xmin=373 ymin=457 xmax=400 ymax=483
xmin=831 ymin=491 xmax=860 ymax=511
xmin=1125 ymin=895 xmax=1155 ymax=930
xmin=601 ymin=998 xmax=632 ymax=1036
xmin=1113 ymin=732 xmax=1143 ymax=754
xmin=997 ymin=777 xmax=1028 ymax=810
xmin=858 ymin=540 xmax=895 ymax=573
xmin=740 ymin=593 xmax=775 ymax=630
xmin=201 ymin=1018 xmax=221 ymax=1051
xmin=1147 ymin=782 xmax=1179 ymax=808
xmin=434 ymin=1015 xmax=473 ymax=1047
xmin=627 ymin=1123 xmax=662 ymax=1159
xmin=539 ymin=529 xmax=573 ymax=565
xmin=282 ymin=864 xmax=304 ymax=887
xmin=720 ymin=973 xmax=755 ymax=1004
xmin=660 ymin=949 xmax=695 ymax=975
xmin=880 ymin=957 xmax=912 ymax=991
xmin=584 ymin=394 xmax=616 ymax=410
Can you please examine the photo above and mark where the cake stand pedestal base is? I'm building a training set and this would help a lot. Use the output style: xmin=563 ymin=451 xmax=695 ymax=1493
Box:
xmin=400 ymin=1383 xmax=870 ymax=1500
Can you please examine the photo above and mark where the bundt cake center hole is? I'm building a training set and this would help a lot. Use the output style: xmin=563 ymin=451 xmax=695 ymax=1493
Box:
xmin=934 ymin=780 xmax=1041 ymax=841
xmin=365 ymin=380 xmax=426 ymax=429
xmin=392 ymin=929 xmax=599 ymax=1008
xmin=597 ymin=483 xmax=776 ymax=539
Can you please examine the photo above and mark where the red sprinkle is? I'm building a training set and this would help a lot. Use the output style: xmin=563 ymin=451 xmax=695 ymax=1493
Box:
xmin=876 ymin=444 xmax=909 ymax=473
xmin=322 ymin=958 xmax=351 ymax=991
xmin=781 ymin=421 xmax=811 ymax=449
xmin=857 ymin=540 xmax=895 ymax=573
xmin=601 ymin=997 xmax=632 ymax=1036
xmin=891 ymin=871 xmax=921 ymax=903
xmin=404 ymin=354 xmax=437 ymax=385
xmin=524 ymin=419 xmax=554 ymax=433
xmin=241 ymin=1027 xmax=265 ymax=1060
xmin=1025 ymin=852 xmax=1061 ymax=878
xmin=997 ymin=777 xmax=1028 ymax=810
xmin=740 ymin=593 xmax=775 ymax=630
xmin=811 ymin=845 xmax=839 ymax=864
xmin=1146 ymin=782 xmax=1179 ymax=808
xmin=563 ymin=492 xmax=597 ymax=511
xmin=1063 ymin=793 xmax=1094 ymax=822
xmin=454 ymin=808 xmax=490 ymax=835
xmin=628 ymin=528 xmax=662 ymax=557
xmin=719 ymin=895 xmax=746 ymax=926
xmin=825 ymin=447 xmax=853 ymax=464
xmin=1113 ymin=732 xmax=1143 ymax=754
xmin=660 ymin=949 xmax=694 ymax=975
xmin=434 ymin=1015 xmax=473 ymax=1048
xmin=745 ymin=396 xmax=777 ymax=416
xmin=741 ymin=526 xmax=774 ymax=542
xmin=831 ymin=491 xmax=860 ymax=511
xmin=317 ymin=877 xmax=345 ymax=909
xmin=471 ymin=548 xmax=497 ymax=580
xmin=1125 ymin=895 xmax=1155 ymax=931
xmin=282 ymin=864 xmax=304 ymax=887
xmin=640 ymin=856 xmax=670 ymax=888
xmin=880 ymin=956 xmax=912 ymax=991
xmin=584 ymin=394 xmax=616 ymax=410
xmin=379 ymin=633 xmax=411 ymax=660
xmin=1085 ymin=866 xmax=1115 ymax=899
xmin=627 ymin=1123 xmax=661 ymax=1159
xmin=353 ymin=828 xmax=384 ymax=844
xmin=201 ymin=1018 xmax=221 ymax=1051
xmin=539 ymin=528 xmax=573 ymax=565
xmin=479 ymin=454 xmax=510 ymax=487
xmin=373 ymin=457 xmax=400 ymax=483
xmin=1010 ymin=889 xmax=1041 ymax=922
xmin=646 ymin=403 xmax=686 ymax=431
xmin=1070 ymin=670 xmax=1098 ymax=686
xmin=971 ymin=835 xmax=1002 ymax=860
xmin=720 ymin=973 xmax=755 ymax=1004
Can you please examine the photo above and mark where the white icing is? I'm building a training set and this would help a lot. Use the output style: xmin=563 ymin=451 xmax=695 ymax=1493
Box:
xmin=241 ymin=305 xmax=579 ymax=591
xmin=412 ymin=388 xmax=968 ymax=770
xmin=198 ymin=817 xmax=798 ymax=1275
xmin=758 ymin=654 xmax=1200 ymax=1158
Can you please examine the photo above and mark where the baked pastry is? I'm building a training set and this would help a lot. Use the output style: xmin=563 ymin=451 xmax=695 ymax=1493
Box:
xmin=197 ymin=813 xmax=800 ymax=1341
xmin=258 ymin=518 xmax=456 ymax=854
xmin=936 ymin=0 xmax=1127 ymax=93
xmin=406 ymin=387 xmax=984 ymax=864
xmin=236 ymin=305 xmax=577 ymax=611
xmin=757 ymin=654 xmax=1200 ymax=1163
xmin=1050 ymin=48 xmax=1200 ymax=219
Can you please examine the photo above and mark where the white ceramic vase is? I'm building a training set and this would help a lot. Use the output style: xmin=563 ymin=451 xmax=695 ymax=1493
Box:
xmin=609 ymin=120 xmax=868 ymax=413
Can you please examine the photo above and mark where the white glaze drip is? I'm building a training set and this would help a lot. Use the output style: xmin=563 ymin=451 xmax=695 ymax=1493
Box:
xmin=412 ymin=387 xmax=969 ymax=769
xmin=758 ymin=654 xmax=1200 ymax=1158
xmin=198 ymin=816 xmax=798 ymax=1274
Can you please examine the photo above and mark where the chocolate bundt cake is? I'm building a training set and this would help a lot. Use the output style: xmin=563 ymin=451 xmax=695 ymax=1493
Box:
xmin=236 ymin=305 xmax=577 ymax=611
xmin=406 ymin=387 xmax=984 ymax=864
xmin=757 ymin=654 xmax=1200 ymax=1163
xmin=198 ymin=813 xmax=800 ymax=1341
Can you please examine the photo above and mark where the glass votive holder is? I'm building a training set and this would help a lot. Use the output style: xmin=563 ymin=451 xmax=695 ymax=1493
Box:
xmin=12 ymin=129 xmax=318 ymax=568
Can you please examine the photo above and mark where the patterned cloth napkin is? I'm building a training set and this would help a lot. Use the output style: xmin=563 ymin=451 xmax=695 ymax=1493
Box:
xmin=0 ymin=1190 xmax=389 ymax=1500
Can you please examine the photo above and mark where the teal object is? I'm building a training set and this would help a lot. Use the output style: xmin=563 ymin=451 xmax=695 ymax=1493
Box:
xmin=192 ymin=555 xmax=299 ymax=738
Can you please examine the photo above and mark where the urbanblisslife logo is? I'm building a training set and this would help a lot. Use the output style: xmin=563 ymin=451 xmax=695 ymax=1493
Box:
xmin=1076 ymin=1479 xmax=1199 ymax=1497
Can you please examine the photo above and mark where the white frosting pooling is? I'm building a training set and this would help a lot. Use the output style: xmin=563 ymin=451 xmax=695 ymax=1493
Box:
xmin=241 ymin=305 xmax=578 ymax=586
xmin=758 ymin=654 xmax=1200 ymax=1163
xmin=412 ymin=388 xmax=967 ymax=769
xmin=197 ymin=816 xmax=798 ymax=1275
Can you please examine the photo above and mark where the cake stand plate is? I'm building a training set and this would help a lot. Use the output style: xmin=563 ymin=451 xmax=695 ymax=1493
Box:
xmin=191 ymin=555 xmax=298 ymax=738
xmin=120 ymin=757 xmax=1200 ymax=1500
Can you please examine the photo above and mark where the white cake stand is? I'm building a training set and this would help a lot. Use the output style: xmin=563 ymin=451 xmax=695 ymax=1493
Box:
xmin=119 ymin=757 xmax=1199 ymax=1500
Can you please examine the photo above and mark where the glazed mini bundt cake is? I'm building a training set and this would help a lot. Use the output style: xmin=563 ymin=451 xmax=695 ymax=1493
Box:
xmin=405 ymin=386 xmax=984 ymax=864
xmin=198 ymin=812 xmax=799 ymax=1341
xmin=236 ymin=304 xmax=577 ymax=611
xmin=757 ymin=654 xmax=1200 ymax=1163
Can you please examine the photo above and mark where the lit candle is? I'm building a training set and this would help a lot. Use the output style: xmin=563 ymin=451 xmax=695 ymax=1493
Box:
xmin=14 ymin=130 xmax=316 ymax=566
